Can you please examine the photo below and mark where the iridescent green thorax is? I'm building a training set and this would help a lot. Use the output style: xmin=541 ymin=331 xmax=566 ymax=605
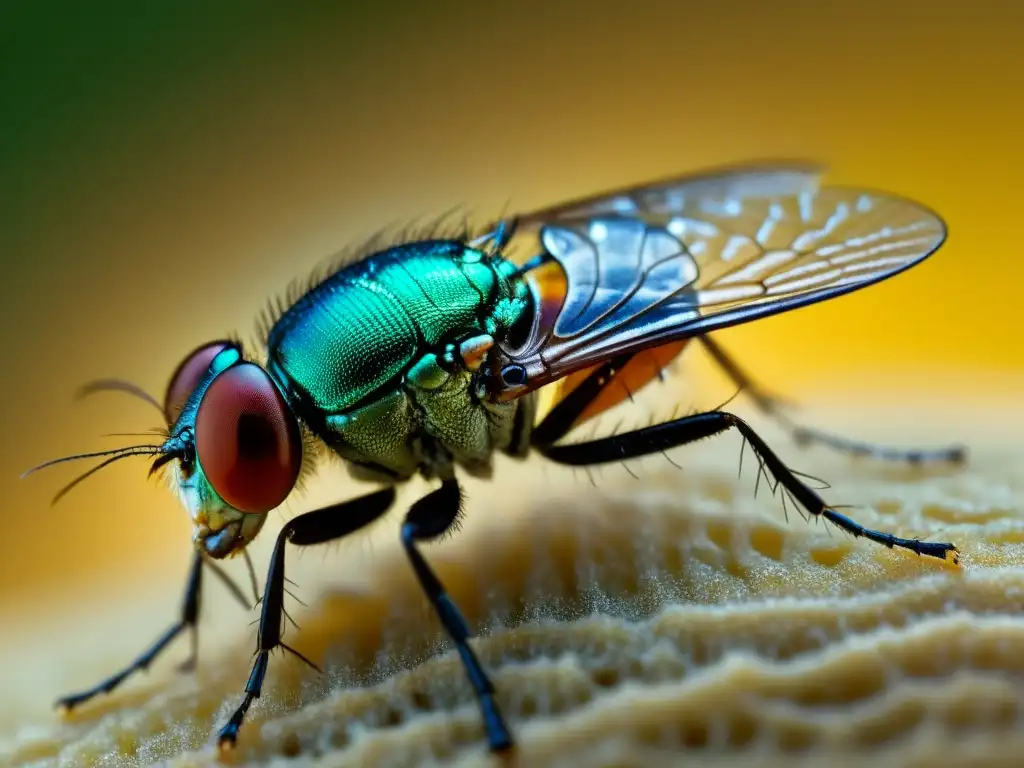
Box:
xmin=267 ymin=241 xmax=528 ymax=412
xmin=264 ymin=240 xmax=535 ymax=480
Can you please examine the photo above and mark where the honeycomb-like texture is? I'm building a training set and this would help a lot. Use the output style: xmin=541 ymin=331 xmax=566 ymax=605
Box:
xmin=3 ymin=402 xmax=1022 ymax=767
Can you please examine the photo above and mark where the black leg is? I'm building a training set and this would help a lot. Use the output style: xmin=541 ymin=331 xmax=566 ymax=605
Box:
xmin=539 ymin=410 xmax=959 ymax=563
xmin=55 ymin=550 xmax=252 ymax=712
xmin=401 ymin=478 xmax=512 ymax=752
xmin=217 ymin=487 xmax=397 ymax=751
xmin=698 ymin=335 xmax=967 ymax=465
xmin=531 ymin=354 xmax=635 ymax=447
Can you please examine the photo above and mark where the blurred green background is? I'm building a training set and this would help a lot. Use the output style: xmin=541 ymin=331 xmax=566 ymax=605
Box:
xmin=2 ymin=1 xmax=1021 ymax=612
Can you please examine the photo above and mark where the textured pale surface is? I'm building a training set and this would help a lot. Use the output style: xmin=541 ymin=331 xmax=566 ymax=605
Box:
xmin=3 ymin=395 xmax=1023 ymax=768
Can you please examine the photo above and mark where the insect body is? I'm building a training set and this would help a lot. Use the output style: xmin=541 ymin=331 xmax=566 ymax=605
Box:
xmin=26 ymin=162 xmax=966 ymax=755
xmin=264 ymin=240 xmax=537 ymax=484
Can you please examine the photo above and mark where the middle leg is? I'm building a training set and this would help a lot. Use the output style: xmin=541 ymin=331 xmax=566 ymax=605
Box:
xmin=400 ymin=477 xmax=512 ymax=751
xmin=216 ymin=481 xmax=513 ymax=754
xmin=217 ymin=486 xmax=397 ymax=751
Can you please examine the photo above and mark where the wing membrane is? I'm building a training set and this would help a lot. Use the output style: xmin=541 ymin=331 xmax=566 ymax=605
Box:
xmin=516 ymin=161 xmax=824 ymax=224
xmin=489 ymin=164 xmax=946 ymax=399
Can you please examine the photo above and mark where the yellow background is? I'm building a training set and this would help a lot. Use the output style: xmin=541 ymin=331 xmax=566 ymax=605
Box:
xmin=2 ymin=2 xmax=1021 ymax=614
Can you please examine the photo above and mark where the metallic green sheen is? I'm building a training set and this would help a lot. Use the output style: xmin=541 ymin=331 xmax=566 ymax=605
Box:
xmin=265 ymin=240 xmax=528 ymax=415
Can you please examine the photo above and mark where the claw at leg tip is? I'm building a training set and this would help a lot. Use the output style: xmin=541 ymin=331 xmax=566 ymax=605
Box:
xmin=217 ymin=737 xmax=237 ymax=760
xmin=491 ymin=736 xmax=514 ymax=756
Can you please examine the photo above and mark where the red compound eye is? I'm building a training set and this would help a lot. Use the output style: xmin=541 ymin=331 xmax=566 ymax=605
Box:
xmin=164 ymin=341 xmax=233 ymax=425
xmin=194 ymin=363 xmax=301 ymax=514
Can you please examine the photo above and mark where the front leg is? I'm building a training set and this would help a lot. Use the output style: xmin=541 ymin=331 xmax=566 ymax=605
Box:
xmin=217 ymin=486 xmax=396 ymax=752
xmin=56 ymin=550 xmax=252 ymax=712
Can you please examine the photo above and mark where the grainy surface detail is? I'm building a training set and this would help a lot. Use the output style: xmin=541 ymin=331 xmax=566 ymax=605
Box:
xmin=2 ymin=398 xmax=1022 ymax=768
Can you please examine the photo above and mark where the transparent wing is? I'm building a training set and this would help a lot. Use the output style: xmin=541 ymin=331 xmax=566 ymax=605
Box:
xmin=489 ymin=167 xmax=946 ymax=400
xmin=515 ymin=160 xmax=825 ymax=225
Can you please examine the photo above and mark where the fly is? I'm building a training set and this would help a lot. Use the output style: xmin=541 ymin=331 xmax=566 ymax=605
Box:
xmin=23 ymin=160 xmax=966 ymax=755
